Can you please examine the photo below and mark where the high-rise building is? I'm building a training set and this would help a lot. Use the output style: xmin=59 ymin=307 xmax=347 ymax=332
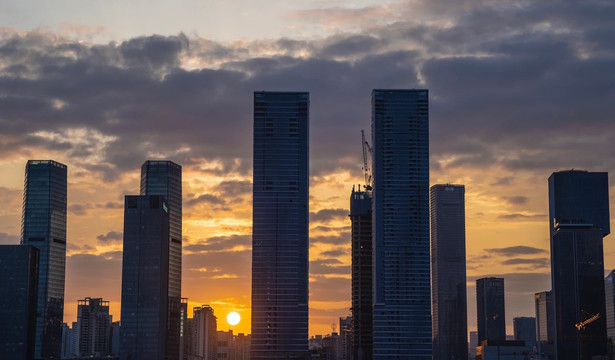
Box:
xmin=476 ymin=277 xmax=506 ymax=343
xmin=469 ymin=331 xmax=478 ymax=359
xmin=349 ymin=186 xmax=372 ymax=360
xmin=0 ymin=245 xmax=39 ymax=360
xmin=180 ymin=298 xmax=188 ymax=360
xmin=430 ymin=184 xmax=467 ymax=360
xmin=549 ymin=170 xmax=609 ymax=360
xmin=61 ymin=323 xmax=75 ymax=359
xmin=217 ymin=330 xmax=233 ymax=360
xmin=141 ymin=160 xmax=182 ymax=360
xmin=371 ymin=89 xmax=430 ymax=359
xmin=605 ymin=271 xmax=615 ymax=349
xmin=120 ymin=195 xmax=170 ymax=360
xmin=21 ymin=159 xmax=67 ymax=359
xmin=76 ymin=297 xmax=111 ymax=356
xmin=535 ymin=291 xmax=554 ymax=359
xmin=513 ymin=317 xmax=536 ymax=349
xmin=339 ymin=316 xmax=352 ymax=360
xmin=193 ymin=305 xmax=217 ymax=360
xmin=251 ymin=91 xmax=309 ymax=359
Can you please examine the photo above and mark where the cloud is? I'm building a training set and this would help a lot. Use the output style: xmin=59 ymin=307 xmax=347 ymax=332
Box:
xmin=501 ymin=258 xmax=549 ymax=267
xmin=492 ymin=177 xmax=514 ymax=186
xmin=186 ymin=193 xmax=226 ymax=206
xmin=97 ymin=231 xmax=123 ymax=243
xmin=502 ymin=196 xmax=529 ymax=206
xmin=310 ymin=233 xmax=350 ymax=245
xmin=310 ymin=208 xmax=348 ymax=223
xmin=185 ymin=235 xmax=251 ymax=253
xmin=485 ymin=246 xmax=547 ymax=257
xmin=498 ymin=213 xmax=547 ymax=221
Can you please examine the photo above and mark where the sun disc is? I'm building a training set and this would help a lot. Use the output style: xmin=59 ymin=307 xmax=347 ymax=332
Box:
xmin=227 ymin=311 xmax=240 ymax=326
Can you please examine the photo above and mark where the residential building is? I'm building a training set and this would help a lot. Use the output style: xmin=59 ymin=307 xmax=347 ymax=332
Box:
xmin=339 ymin=316 xmax=352 ymax=360
xmin=513 ymin=317 xmax=536 ymax=350
xmin=193 ymin=305 xmax=217 ymax=360
xmin=371 ymin=89 xmax=430 ymax=359
xmin=430 ymin=184 xmax=467 ymax=360
xmin=251 ymin=91 xmax=309 ymax=359
xmin=476 ymin=278 xmax=506 ymax=343
xmin=469 ymin=331 xmax=478 ymax=359
xmin=21 ymin=160 xmax=67 ymax=358
xmin=120 ymin=195 xmax=170 ymax=360
xmin=535 ymin=291 xmax=554 ymax=359
xmin=76 ymin=297 xmax=111 ymax=356
xmin=217 ymin=330 xmax=233 ymax=360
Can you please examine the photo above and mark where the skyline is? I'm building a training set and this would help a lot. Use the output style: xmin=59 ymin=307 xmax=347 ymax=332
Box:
xmin=1 ymin=0 xmax=615 ymax=337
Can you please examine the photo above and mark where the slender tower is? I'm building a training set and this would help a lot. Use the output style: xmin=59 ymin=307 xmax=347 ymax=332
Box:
xmin=251 ymin=91 xmax=309 ymax=359
xmin=21 ymin=160 xmax=67 ymax=359
xmin=430 ymin=184 xmax=467 ymax=360
xmin=372 ymin=89 xmax=431 ymax=359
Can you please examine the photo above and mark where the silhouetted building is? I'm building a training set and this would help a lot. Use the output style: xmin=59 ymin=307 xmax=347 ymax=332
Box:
xmin=469 ymin=331 xmax=478 ymax=359
xmin=193 ymin=305 xmax=217 ymax=360
xmin=535 ymin=291 xmax=554 ymax=359
xmin=61 ymin=323 xmax=75 ymax=358
xmin=431 ymin=184 xmax=467 ymax=360
xmin=549 ymin=170 xmax=609 ymax=360
xmin=110 ymin=321 xmax=120 ymax=356
xmin=76 ymin=297 xmax=111 ymax=356
xmin=476 ymin=340 xmax=531 ymax=360
xmin=21 ymin=160 xmax=67 ymax=359
xmin=606 ymin=271 xmax=615 ymax=352
xmin=0 ymin=245 xmax=39 ymax=360
xmin=476 ymin=277 xmax=506 ymax=343
xmin=339 ymin=316 xmax=352 ymax=360
xmin=349 ymin=187 xmax=372 ymax=360
xmin=180 ymin=298 xmax=188 ymax=360
xmin=513 ymin=317 xmax=536 ymax=350
xmin=372 ymin=89 xmax=430 ymax=359
xmin=120 ymin=195 xmax=170 ymax=360
xmin=251 ymin=91 xmax=309 ymax=359
xmin=217 ymin=330 xmax=233 ymax=360
xmin=141 ymin=160 xmax=182 ymax=360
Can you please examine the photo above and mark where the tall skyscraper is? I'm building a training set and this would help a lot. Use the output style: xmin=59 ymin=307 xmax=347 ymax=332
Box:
xmin=251 ymin=91 xmax=309 ymax=359
xmin=21 ymin=159 xmax=67 ymax=359
xmin=141 ymin=160 xmax=182 ymax=359
xmin=371 ymin=89 xmax=430 ymax=359
xmin=193 ymin=305 xmax=217 ymax=360
xmin=476 ymin=277 xmax=506 ymax=343
xmin=0 ymin=245 xmax=39 ymax=360
xmin=430 ymin=184 xmax=467 ymax=360
xmin=513 ymin=317 xmax=536 ymax=349
xmin=535 ymin=291 xmax=554 ymax=359
xmin=549 ymin=170 xmax=609 ymax=360
xmin=120 ymin=195 xmax=170 ymax=360
xmin=605 ymin=271 xmax=615 ymax=348
xmin=350 ymin=186 xmax=373 ymax=360
xmin=76 ymin=297 xmax=111 ymax=356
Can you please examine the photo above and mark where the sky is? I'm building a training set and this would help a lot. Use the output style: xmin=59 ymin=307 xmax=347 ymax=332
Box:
xmin=1 ymin=0 xmax=615 ymax=337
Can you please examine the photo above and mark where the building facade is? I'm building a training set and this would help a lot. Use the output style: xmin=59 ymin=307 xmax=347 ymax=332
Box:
xmin=349 ymin=186 xmax=373 ymax=360
xmin=251 ymin=91 xmax=309 ymax=359
xmin=513 ymin=317 xmax=536 ymax=349
xmin=76 ymin=297 xmax=111 ymax=356
xmin=548 ymin=170 xmax=610 ymax=360
xmin=430 ymin=184 xmax=467 ymax=360
xmin=372 ymin=89 xmax=431 ymax=359
xmin=535 ymin=291 xmax=554 ymax=359
xmin=606 ymin=271 xmax=615 ymax=350
xmin=193 ymin=305 xmax=217 ymax=360
xmin=141 ymin=160 xmax=182 ymax=359
xmin=120 ymin=195 xmax=170 ymax=360
xmin=21 ymin=159 xmax=67 ymax=359
xmin=476 ymin=277 xmax=506 ymax=343
xmin=0 ymin=245 xmax=39 ymax=360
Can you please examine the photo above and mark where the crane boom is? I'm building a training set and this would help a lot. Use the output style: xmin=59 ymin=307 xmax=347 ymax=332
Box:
xmin=575 ymin=312 xmax=600 ymax=331
xmin=361 ymin=130 xmax=372 ymax=190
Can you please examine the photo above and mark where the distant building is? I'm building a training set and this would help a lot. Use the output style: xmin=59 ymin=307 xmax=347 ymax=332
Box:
xmin=606 ymin=271 xmax=615 ymax=355
xmin=120 ymin=195 xmax=170 ymax=360
xmin=61 ymin=323 xmax=76 ymax=358
xmin=476 ymin=340 xmax=531 ymax=360
xmin=469 ymin=331 xmax=478 ymax=359
xmin=535 ymin=291 xmax=554 ymax=359
xmin=234 ymin=333 xmax=251 ymax=360
xmin=476 ymin=278 xmax=506 ymax=343
xmin=0 ymin=245 xmax=39 ymax=360
xmin=549 ymin=170 xmax=610 ymax=360
xmin=21 ymin=160 xmax=67 ymax=359
xmin=183 ymin=317 xmax=195 ymax=360
xmin=372 ymin=89 xmax=431 ymax=359
xmin=76 ymin=297 xmax=111 ymax=356
xmin=513 ymin=317 xmax=536 ymax=350
xmin=339 ymin=316 xmax=352 ymax=360
xmin=431 ymin=184 xmax=467 ymax=360
xmin=193 ymin=305 xmax=217 ymax=360
xmin=180 ymin=298 xmax=188 ymax=360
xmin=349 ymin=186 xmax=372 ymax=360
xmin=110 ymin=321 xmax=120 ymax=356
xmin=217 ymin=330 xmax=233 ymax=360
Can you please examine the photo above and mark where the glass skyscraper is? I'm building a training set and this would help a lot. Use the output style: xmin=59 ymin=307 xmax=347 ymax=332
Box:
xmin=371 ymin=89 xmax=431 ymax=359
xmin=21 ymin=160 xmax=67 ymax=359
xmin=476 ymin=277 xmax=506 ymax=343
xmin=535 ymin=290 xmax=554 ymax=359
xmin=430 ymin=184 xmax=467 ymax=360
xmin=549 ymin=170 xmax=610 ymax=360
xmin=251 ymin=91 xmax=309 ymax=359
xmin=140 ymin=160 xmax=182 ymax=359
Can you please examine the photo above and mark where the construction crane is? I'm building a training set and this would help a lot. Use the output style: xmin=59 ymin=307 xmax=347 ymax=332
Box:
xmin=575 ymin=311 xmax=600 ymax=331
xmin=361 ymin=129 xmax=373 ymax=191
xmin=575 ymin=310 xmax=601 ymax=360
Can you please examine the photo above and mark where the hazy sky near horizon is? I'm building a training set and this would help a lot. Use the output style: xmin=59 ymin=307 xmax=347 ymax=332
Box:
xmin=1 ymin=0 xmax=615 ymax=336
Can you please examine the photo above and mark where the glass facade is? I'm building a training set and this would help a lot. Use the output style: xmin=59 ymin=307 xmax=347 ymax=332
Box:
xmin=0 ymin=245 xmax=39 ymax=360
xmin=120 ymin=195 xmax=170 ymax=360
xmin=513 ymin=317 xmax=536 ymax=349
xmin=430 ymin=184 xmax=467 ymax=360
xmin=350 ymin=188 xmax=373 ymax=360
xmin=251 ymin=91 xmax=309 ymax=359
xmin=372 ymin=89 xmax=431 ymax=359
xmin=535 ymin=290 xmax=554 ymax=359
xmin=140 ymin=160 xmax=182 ymax=359
xmin=476 ymin=277 xmax=506 ymax=343
xmin=21 ymin=160 xmax=67 ymax=359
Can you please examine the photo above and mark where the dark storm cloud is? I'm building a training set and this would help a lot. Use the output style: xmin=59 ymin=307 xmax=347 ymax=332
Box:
xmin=485 ymin=246 xmax=547 ymax=257
xmin=310 ymin=208 xmax=348 ymax=223
xmin=501 ymin=196 xmax=529 ymax=206
xmin=97 ymin=231 xmax=123 ymax=243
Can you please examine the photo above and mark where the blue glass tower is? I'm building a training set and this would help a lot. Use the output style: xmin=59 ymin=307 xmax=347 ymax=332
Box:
xmin=372 ymin=89 xmax=431 ymax=359
xmin=251 ymin=91 xmax=309 ymax=359
xmin=21 ymin=160 xmax=67 ymax=359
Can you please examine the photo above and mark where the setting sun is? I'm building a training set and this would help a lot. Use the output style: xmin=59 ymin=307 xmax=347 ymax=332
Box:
xmin=227 ymin=311 xmax=240 ymax=326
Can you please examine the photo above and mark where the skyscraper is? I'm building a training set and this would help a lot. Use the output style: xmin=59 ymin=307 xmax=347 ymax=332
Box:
xmin=251 ymin=91 xmax=309 ymax=359
xmin=21 ymin=159 xmax=67 ymax=359
xmin=120 ymin=195 xmax=170 ymax=360
xmin=141 ymin=160 xmax=182 ymax=359
xmin=430 ymin=184 xmax=467 ymax=360
xmin=371 ymin=89 xmax=430 ymax=359
xmin=0 ymin=245 xmax=39 ymax=360
xmin=513 ymin=317 xmax=536 ymax=349
xmin=76 ymin=297 xmax=111 ymax=356
xmin=548 ymin=170 xmax=609 ymax=360
xmin=535 ymin=291 xmax=554 ymax=359
xmin=350 ymin=186 xmax=373 ymax=360
xmin=476 ymin=277 xmax=506 ymax=343
xmin=193 ymin=305 xmax=217 ymax=360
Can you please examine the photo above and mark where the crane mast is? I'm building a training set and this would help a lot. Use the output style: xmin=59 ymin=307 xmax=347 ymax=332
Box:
xmin=361 ymin=129 xmax=373 ymax=191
